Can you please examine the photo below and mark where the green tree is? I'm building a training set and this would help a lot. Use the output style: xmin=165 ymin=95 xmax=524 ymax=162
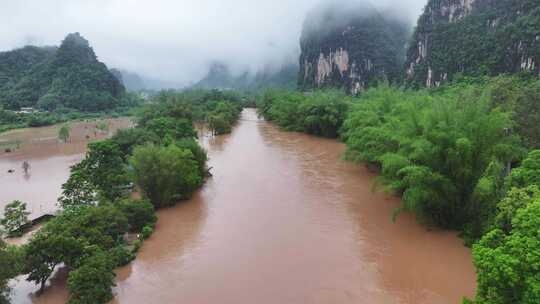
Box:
xmin=96 ymin=121 xmax=109 ymax=133
xmin=1 ymin=200 xmax=30 ymax=237
xmin=67 ymin=250 xmax=116 ymax=304
xmin=493 ymin=186 xmax=540 ymax=233
xmin=208 ymin=114 xmax=230 ymax=135
xmin=59 ymin=140 xmax=127 ymax=208
xmin=23 ymin=234 xmax=83 ymax=293
xmin=22 ymin=204 xmax=129 ymax=293
xmin=58 ymin=124 xmax=71 ymax=143
xmin=471 ymin=200 xmax=540 ymax=303
xmin=111 ymin=128 xmax=160 ymax=158
xmin=144 ymin=117 xmax=196 ymax=141
xmin=116 ymin=199 xmax=156 ymax=232
xmin=175 ymin=139 xmax=208 ymax=176
xmin=0 ymin=241 xmax=23 ymax=304
xmin=130 ymin=144 xmax=202 ymax=208
xmin=43 ymin=205 xmax=129 ymax=251
xmin=506 ymin=150 xmax=540 ymax=189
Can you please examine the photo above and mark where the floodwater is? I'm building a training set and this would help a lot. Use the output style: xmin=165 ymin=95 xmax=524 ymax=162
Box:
xmin=10 ymin=109 xmax=476 ymax=304
xmin=0 ymin=118 xmax=133 ymax=219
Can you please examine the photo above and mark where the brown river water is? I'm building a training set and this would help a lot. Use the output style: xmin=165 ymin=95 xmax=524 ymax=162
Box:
xmin=6 ymin=109 xmax=475 ymax=303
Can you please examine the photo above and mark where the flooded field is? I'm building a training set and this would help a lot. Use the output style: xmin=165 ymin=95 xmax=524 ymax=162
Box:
xmin=8 ymin=110 xmax=475 ymax=303
xmin=0 ymin=118 xmax=133 ymax=219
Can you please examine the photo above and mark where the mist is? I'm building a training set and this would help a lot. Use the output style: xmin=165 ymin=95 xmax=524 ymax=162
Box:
xmin=0 ymin=0 xmax=427 ymax=86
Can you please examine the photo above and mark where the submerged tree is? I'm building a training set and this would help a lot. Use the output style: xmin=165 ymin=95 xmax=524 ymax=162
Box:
xmin=1 ymin=200 xmax=30 ymax=237
xmin=22 ymin=161 xmax=30 ymax=175
xmin=59 ymin=140 xmax=128 ymax=208
xmin=23 ymin=234 xmax=83 ymax=293
xmin=67 ymin=250 xmax=116 ymax=304
xmin=58 ymin=124 xmax=71 ymax=143
xmin=130 ymin=144 xmax=202 ymax=208
xmin=0 ymin=240 xmax=23 ymax=304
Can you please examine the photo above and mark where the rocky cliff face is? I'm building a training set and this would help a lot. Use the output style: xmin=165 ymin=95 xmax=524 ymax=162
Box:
xmin=406 ymin=0 xmax=540 ymax=87
xmin=298 ymin=3 xmax=409 ymax=94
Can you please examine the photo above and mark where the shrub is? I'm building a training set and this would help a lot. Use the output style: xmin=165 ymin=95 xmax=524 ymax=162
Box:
xmin=132 ymin=239 xmax=143 ymax=253
xmin=141 ymin=225 xmax=154 ymax=240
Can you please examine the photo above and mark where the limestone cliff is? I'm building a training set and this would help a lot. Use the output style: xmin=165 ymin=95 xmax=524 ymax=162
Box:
xmin=298 ymin=3 xmax=409 ymax=94
xmin=406 ymin=0 xmax=540 ymax=87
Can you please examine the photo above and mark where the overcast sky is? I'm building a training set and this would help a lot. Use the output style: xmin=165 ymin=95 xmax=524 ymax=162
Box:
xmin=1 ymin=0 xmax=426 ymax=85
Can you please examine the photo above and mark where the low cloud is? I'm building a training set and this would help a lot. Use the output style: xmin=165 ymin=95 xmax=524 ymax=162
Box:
xmin=0 ymin=0 xmax=426 ymax=85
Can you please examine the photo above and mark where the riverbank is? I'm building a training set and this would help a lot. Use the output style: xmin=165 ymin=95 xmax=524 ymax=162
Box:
xmin=112 ymin=109 xmax=474 ymax=303
xmin=8 ymin=109 xmax=476 ymax=303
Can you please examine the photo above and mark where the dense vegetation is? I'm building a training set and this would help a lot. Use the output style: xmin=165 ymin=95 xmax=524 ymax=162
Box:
xmin=342 ymin=84 xmax=524 ymax=239
xmin=467 ymin=150 xmax=540 ymax=304
xmin=406 ymin=0 xmax=540 ymax=87
xmin=145 ymin=89 xmax=243 ymax=135
xmin=257 ymin=75 xmax=540 ymax=303
xmin=0 ymin=89 xmax=243 ymax=303
xmin=0 ymin=33 xmax=135 ymax=112
xmin=257 ymin=90 xmax=351 ymax=138
xmin=0 ymin=103 xmax=141 ymax=134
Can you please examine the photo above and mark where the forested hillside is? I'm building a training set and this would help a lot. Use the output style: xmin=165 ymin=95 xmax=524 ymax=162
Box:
xmin=406 ymin=0 xmax=540 ymax=87
xmin=0 ymin=33 xmax=125 ymax=111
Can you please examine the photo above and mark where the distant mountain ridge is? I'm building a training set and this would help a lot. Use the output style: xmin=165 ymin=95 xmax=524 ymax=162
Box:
xmin=193 ymin=62 xmax=298 ymax=91
xmin=111 ymin=69 xmax=185 ymax=92
xmin=0 ymin=33 xmax=125 ymax=111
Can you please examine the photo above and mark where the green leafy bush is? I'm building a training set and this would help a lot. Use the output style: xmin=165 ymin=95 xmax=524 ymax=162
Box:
xmin=141 ymin=225 xmax=154 ymax=240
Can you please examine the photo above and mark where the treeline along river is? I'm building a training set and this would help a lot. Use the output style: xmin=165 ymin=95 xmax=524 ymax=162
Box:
xmin=6 ymin=110 xmax=475 ymax=303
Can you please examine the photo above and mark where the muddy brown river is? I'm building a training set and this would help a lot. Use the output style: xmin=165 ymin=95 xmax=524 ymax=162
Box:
xmin=7 ymin=109 xmax=476 ymax=303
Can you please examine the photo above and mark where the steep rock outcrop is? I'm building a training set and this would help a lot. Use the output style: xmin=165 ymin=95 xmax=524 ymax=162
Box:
xmin=406 ymin=0 xmax=540 ymax=87
xmin=298 ymin=3 xmax=409 ymax=94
